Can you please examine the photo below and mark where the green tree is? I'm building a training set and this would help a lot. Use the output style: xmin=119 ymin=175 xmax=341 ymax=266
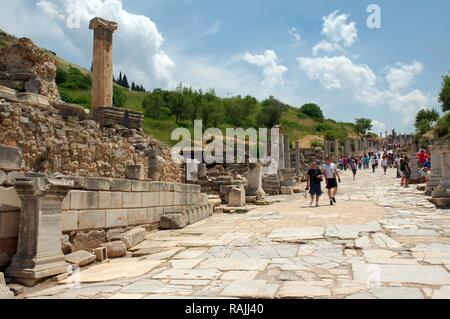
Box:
xmin=415 ymin=108 xmax=440 ymax=136
xmin=299 ymin=103 xmax=324 ymax=119
xmin=257 ymin=96 xmax=287 ymax=128
xmin=439 ymin=73 xmax=450 ymax=112
xmin=201 ymin=89 xmax=223 ymax=127
xmin=168 ymin=84 xmax=188 ymax=123
xmin=354 ymin=118 xmax=373 ymax=137
xmin=113 ymin=85 xmax=127 ymax=108
xmin=142 ymin=89 xmax=169 ymax=119
xmin=225 ymin=95 xmax=258 ymax=127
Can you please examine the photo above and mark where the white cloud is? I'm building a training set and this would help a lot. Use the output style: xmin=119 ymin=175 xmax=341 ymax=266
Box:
xmin=297 ymin=55 xmax=376 ymax=90
xmin=321 ymin=10 xmax=358 ymax=47
xmin=2 ymin=0 xmax=176 ymax=89
xmin=297 ymin=55 xmax=432 ymax=125
xmin=371 ymin=120 xmax=386 ymax=133
xmin=386 ymin=61 xmax=424 ymax=91
xmin=312 ymin=40 xmax=343 ymax=56
xmin=288 ymin=27 xmax=301 ymax=42
xmin=243 ymin=50 xmax=288 ymax=87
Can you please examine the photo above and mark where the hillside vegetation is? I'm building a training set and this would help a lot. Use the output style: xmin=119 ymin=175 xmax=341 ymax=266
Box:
xmin=1 ymin=29 xmax=359 ymax=146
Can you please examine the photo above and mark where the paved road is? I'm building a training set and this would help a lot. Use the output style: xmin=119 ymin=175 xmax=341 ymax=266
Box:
xmin=25 ymin=167 xmax=450 ymax=299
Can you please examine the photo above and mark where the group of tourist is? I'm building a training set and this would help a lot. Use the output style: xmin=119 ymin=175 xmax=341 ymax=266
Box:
xmin=305 ymin=147 xmax=433 ymax=207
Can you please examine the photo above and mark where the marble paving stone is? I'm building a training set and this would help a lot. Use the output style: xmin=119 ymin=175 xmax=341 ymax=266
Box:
xmin=221 ymin=271 xmax=258 ymax=281
xmin=152 ymin=269 xmax=222 ymax=280
xmin=220 ymin=280 xmax=279 ymax=298
xmin=277 ymin=281 xmax=331 ymax=298
xmin=352 ymin=262 xmax=450 ymax=285
xmin=369 ymin=287 xmax=424 ymax=299
xmin=108 ymin=293 xmax=145 ymax=299
xmin=61 ymin=261 xmax=164 ymax=284
xmin=268 ymin=227 xmax=325 ymax=242
xmin=431 ymin=286 xmax=450 ymax=299
xmin=197 ymin=258 xmax=269 ymax=271
xmin=173 ymin=248 xmax=209 ymax=259
xmin=170 ymin=259 xmax=204 ymax=269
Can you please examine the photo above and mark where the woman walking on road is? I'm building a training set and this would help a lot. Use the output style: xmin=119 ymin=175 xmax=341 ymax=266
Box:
xmin=400 ymin=156 xmax=411 ymax=188
xmin=381 ymin=157 xmax=389 ymax=175
xmin=350 ymin=158 xmax=358 ymax=180
xmin=306 ymin=161 xmax=324 ymax=207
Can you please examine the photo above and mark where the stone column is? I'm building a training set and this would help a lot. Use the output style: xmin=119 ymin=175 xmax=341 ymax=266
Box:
xmin=426 ymin=143 xmax=443 ymax=196
xmin=279 ymin=134 xmax=285 ymax=169
xmin=6 ymin=178 xmax=73 ymax=286
xmin=284 ymin=135 xmax=290 ymax=169
xmin=344 ymin=139 xmax=352 ymax=156
xmin=246 ymin=163 xmax=265 ymax=200
xmin=89 ymin=17 xmax=118 ymax=109
xmin=295 ymin=141 xmax=301 ymax=176
xmin=431 ymin=140 xmax=450 ymax=208
xmin=0 ymin=272 xmax=13 ymax=299
xmin=334 ymin=140 xmax=340 ymax=157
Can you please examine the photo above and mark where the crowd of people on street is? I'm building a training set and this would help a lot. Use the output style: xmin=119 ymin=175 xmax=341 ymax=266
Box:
xmin=305 ymin=146 xmax=433 ymax=207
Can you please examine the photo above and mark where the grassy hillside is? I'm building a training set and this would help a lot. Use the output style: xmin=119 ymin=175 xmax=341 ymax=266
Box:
xmin=1 ymin=29 xmax=359 ymax=147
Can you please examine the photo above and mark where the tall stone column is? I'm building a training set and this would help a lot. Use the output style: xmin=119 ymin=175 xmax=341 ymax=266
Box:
xmin=89 ymin=17 xmax=118 ymax=109
xmin=426 ymin=143 xmax=443 ymax=196
xmin=295 ymin=141 xmax=301 ymax=176
xmin=6 ymin=178 xmax=73 ymax=286
xmin=431 ymin=140 xmax=450 ymax=208
xmin=279 ymin=134 xmax=285 ymax=169
xmin=284 ymin=135 xmax=290 ymax=169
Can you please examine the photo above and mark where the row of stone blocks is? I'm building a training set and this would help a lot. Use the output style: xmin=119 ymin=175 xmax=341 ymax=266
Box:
xmin=63 ymin=204 xmax=211 ymax=232
xmin=160 ymin=204 xmax=214 ymax=230
xmin=2 ymin=172 xmax=200 ymax=192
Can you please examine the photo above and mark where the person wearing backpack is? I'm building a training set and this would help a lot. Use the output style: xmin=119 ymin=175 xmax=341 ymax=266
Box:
xmin=306 ymin=161 xmax=324 ymax=207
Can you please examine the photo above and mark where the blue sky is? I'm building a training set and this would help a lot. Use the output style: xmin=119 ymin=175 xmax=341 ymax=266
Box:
xmin=1 ymin=0 xmax=449 ymax=133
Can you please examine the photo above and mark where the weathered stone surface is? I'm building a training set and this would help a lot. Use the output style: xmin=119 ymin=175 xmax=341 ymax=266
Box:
xmin=126 ymin=165 xmax=145 ymax=181
xmin=0 ymin=186 xmax=20 ymax=212
xmin=370 ymin=287 xmax=423 ymax=299
xmin=110 ymin=179 xmax=132 ymax=192
xmin=352 ymin=262 xmax=450 ymax=285
xmin=160 ymin=212 xmax=188 ymax=230
xmin=93 ymin=247 xmax=108 ymax=262
xmin=85 ymin=178 xmax=111 ymax=191
xmin=61 ymin=261 xmax=163 ymax=283
xmin=71 ymin=230 xmax=106 ymax=253
xmin=121 ymin=227 xmax=146 ymax=249
xmin=269 ymin=227 xmax=325 ymax=242
xmin=65 ymin=250 xmax=96 ymax=267
xmin=277 ymin=281 xmax=331 ymax=298
xmin=153 ymin=269 xmax=222 ymax=280
xmin=0 ymin=145 xmax=22 ymax=171
xmin=228 ymin=186 xmax=245 ymax=207
xmin=221 ymin=280 xmax=279 ymax=298
xmin=6 ymin=178 xmax=73 ymax=284
xmin=101 ymin=241 xmax=127 ymax=258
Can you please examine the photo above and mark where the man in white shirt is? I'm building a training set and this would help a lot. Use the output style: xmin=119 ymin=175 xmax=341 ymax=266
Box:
xmin=322 ymin=157 xmax=342 ymax=206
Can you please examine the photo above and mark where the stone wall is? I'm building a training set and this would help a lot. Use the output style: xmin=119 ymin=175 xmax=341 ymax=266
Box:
xmin=0 ymin=94 xmax=181 ymax=181
xmin=0 ymin=175 xmax=212 ymax=269
xmin=0 ymin=38 xmax=60 ymax=103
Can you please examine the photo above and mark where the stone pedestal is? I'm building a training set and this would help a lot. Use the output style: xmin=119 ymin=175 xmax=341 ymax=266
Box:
xmin=295 ymin=142 xmax=301 ymax=176
xmin=0 ymin=145 xmax=22 ymax=172
xmin=89 ymin=17 xmax=118 ymax=109
xmin=6 ymin=178 xmax=73 ymax=286
xmin=426 ymin=144 xmax=442 ymax=196
xmin=0 ymin=272 xmax=13 ymax=299
xmin=246 ymin=163 xmax=265 ymax=200
xmin=431 ymin=140 xmax=450 ymax=208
